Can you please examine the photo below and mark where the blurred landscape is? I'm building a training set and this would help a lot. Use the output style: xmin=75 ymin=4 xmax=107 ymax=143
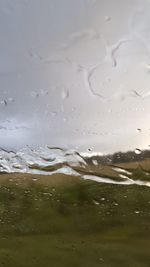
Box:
xmin=0 ymin=152 xmax=150 ymax=266
xmin=0 ymin=149 xmax=150 ymax=267
xmin=1 ymin=147 xmax=150 ymax=186
xmin=0 ymin=0 xmax=150 ymax=266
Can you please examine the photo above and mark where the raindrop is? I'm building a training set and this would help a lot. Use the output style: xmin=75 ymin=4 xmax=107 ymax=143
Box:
xmin=99 ymin=258 xmax=104 ymax=262
xmin=105 ymin=15 xmax=111 ymax=21
xmin=71 ymin=107 xmax=76 ymax=112
xmin=8 ymin=97 xmax=14 ymax=103
xmin=134 ymin=210 xmax=140 ymax=214
xmin=51 ymin=111 xmax=58 ymax=117
xmin=136 ymin=128 xmax=142 ymax=132
xmin=146 ymin=63 xmax=150 ymax=70
xmin=31 ymin=91 xmax=39 ymax=98
xmin=92 ymin=159 xmax=98 ymax=165
xmin=63 ymin=117 xmax=68 ymax=122
xmin=40 ymin=89 xmax=48 ymax=96
xmin=135 ymin=148 xmax=142 ymax=154
xmin=0 ymin=100 xmax=7 ymax=106
xmin=93 ymin=200 xmax=99 ymax=205
xmin=32 ymin=178 xmax=38 ymax=182
xmin=61 ymin=87 xmax=69 ymax=100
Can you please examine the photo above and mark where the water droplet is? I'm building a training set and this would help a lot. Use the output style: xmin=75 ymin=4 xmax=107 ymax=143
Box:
xmin=92 ymin=159 xmax=98 ymax=166
xmin=136 ymin=128 xmax=142 ymax=132
xmin=51 ymin=111 xmax=58 ymax=117
xmin=135 ymin=148 xmax=142 ymax=154
xmin=99 ymin=258 xmax=104 ymax=262
xmin=105 ymin=15 xmax=111 ymax=21
xmin=61 ymin=88 xmax=69 ymax=100
xmin=31 ymin=91 xmax=39 ymax=98
xmin=71 ymin=107 xmax=76 ymax=112
xmin=32 ymin=178 xmax=37 ymax=182
xmin=40 ymin=89 xmax=48 ymax=96
xmin=93 ymin=200 xmax=99 ymax=205
xmin=135 ymin=210 xmax=140 ymax=214
xmin=0 ymin=100 xmax=7 ymax=106
xmin=146 ymin=63 xmax=150 ymax=70
xmin=63 ymin=117 xmax=68 ymax=122
xmin=8 ymin=97 xmax=14 ymax=103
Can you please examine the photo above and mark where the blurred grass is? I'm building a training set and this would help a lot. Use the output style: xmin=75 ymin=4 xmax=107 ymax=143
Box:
xmin=0 ymin=174 xmax=149 ymax=266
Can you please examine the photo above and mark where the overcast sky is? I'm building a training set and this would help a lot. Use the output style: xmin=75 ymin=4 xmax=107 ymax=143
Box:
xmin=0 ymin=0 xmax=150 ymax=154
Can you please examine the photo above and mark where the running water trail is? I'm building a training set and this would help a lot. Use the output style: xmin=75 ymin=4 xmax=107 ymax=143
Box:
xmin=0 ymin=147 xmax=150 ymax=187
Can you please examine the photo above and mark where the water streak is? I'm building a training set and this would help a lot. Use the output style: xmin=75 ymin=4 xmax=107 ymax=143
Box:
xmin=0 ymin=147 xmax=150 ymax=187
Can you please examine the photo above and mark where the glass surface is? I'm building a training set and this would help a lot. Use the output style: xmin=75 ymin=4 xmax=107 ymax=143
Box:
xmin=0 ymin=0 xmax=150 ymax=154
xmin=0 ymin=0 xmax=150 ymax=266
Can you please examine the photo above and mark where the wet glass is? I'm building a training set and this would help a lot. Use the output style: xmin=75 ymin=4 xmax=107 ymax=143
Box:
xmin=0 ymin=0 xmax=150 ymax=266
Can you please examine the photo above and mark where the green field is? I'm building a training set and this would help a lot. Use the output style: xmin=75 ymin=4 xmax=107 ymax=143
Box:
xmin=0 ymin=174 xmax=149 ymax=266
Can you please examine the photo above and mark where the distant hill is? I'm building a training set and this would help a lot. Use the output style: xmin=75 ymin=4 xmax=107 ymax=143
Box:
xmin=84 ymin=149 xmax=150 ymax=165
